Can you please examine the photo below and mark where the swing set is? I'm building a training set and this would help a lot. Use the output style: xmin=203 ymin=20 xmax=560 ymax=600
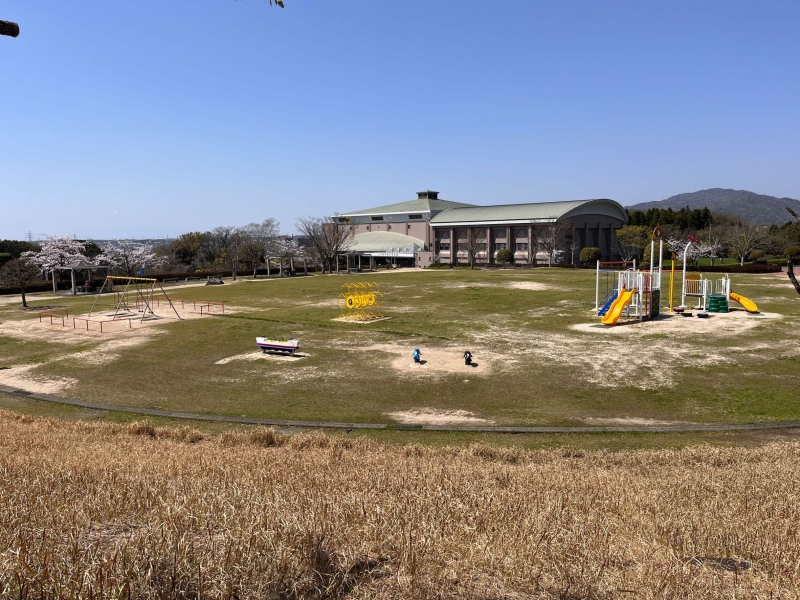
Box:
xmin=88 ymin=276 xmax=182 ymax=323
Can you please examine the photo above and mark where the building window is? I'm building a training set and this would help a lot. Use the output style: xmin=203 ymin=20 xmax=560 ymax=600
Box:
xmin=515 ymin=243 xmax=528 ymax=252
xmin=439 ymin=243 xmax=450 ymax=251
xmin=371 ymin=216 xmax=384 ymax=221
xmin=408 ymin=214 xmax=423 ymax=220
xmin=494 ymin=243 xmax=507 ymax=251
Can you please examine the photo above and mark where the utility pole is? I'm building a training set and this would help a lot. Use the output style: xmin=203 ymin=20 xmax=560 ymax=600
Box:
xmin=0 ymin=20 xmax=20 ymax=37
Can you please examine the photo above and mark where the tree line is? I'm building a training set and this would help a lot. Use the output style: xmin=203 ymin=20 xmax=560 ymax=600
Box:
xmin=613 ymin=209 xmax=800 ymax=267
xmin=0 ymin=214 xmax=358 ymax=306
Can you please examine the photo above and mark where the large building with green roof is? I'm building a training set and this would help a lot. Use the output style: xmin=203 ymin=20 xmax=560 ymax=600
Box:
xmin=334 ymin=191 xmax=628 ymax=266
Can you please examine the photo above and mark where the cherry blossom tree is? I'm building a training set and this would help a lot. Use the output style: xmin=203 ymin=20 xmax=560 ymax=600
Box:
xmin=666 ymin=237 xmax=702 ymax=266
xmin=278 ymin=237 xmax=299 ymax=276
xmin=22 ymin=235 xmax=87 ymax=273
xmin=97 ymin=241 xmax=161 ymax=276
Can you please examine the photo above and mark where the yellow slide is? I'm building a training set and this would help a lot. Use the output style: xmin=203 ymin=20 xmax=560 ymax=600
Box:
xmin=602 ymin=287 xmax=636 ymax=325
xmin=730 ymin=292 xmax=758 ymax=313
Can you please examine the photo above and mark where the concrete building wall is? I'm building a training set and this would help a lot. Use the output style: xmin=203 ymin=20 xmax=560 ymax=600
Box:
xmin=431 ymin=213 xmax=625 ymax=265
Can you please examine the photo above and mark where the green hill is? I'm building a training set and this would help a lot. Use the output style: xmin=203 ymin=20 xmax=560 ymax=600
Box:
xmin=627 ymin=188 xmax=800 ymax=225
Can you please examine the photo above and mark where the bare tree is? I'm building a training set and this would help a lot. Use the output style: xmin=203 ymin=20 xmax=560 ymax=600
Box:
xmin=461 ymin=229 xmax=484 ymax=269
xmin=564 ymin=231 xmax=580 ymax=265
xmin=528 ymin=227 xmax=539 ymax=265
xmin=227 ymin=229 xmax=249 ymax=281
xmin=727 ymin=222 xmax=766 ymax=266
xmin=241 ymin=219 xmax=281 ymax=278
xmin=0 ymin=258 xmax=41 ymax=307
xmin=536 ymin=220 xmax=573 ymax=266
xmin=295 ymin=217 xmax=354 ymax=273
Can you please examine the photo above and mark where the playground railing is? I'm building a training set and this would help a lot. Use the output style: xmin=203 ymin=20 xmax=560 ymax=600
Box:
xmin=72 ymin=317 xmax=133 ymax=333
xmin=39 ymin=309 xmax=69 ymax=327
xmin=685 ymin=279 xmax=711 ymax=296
xmin=196 ymin=301 xmax=225 ymax=316
xmin=713 ymin=277 xmax=730 ymax=296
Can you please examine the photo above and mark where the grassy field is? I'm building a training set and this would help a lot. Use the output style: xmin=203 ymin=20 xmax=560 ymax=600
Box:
xmin=0 ymin=411 xmax=798 ymax=599
xmin=1 ymin=267 xmax=799 ymax=448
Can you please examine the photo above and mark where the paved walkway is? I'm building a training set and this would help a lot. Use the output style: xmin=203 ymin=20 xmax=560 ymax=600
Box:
xmin=2 ymin=384 xmax=800 ymax=434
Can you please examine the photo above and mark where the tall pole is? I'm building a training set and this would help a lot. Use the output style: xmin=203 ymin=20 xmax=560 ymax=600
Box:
xmin=669 ymin=253 xmax=675 ymax=312
xmin=595 ymin=260 xmax=600 ymax=312
xmin=681 ymin=240 xmax=694 ymax=308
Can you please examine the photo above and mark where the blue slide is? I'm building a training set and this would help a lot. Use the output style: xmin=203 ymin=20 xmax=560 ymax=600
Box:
xmin=598 ymin=291 xmax=618 ymax=317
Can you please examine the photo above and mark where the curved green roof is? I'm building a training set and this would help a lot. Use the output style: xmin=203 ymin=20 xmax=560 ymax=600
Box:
xmin=429 ymin=199 xmax=627 ymax=225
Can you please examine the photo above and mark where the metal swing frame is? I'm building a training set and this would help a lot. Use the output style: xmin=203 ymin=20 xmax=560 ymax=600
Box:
xmin=88 ymin=276 xmax=182 ymax=323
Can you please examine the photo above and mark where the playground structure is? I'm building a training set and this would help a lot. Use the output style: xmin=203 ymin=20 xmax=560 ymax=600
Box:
xmin=338 ymin=282 xmax=384 ymax=321
xmin=89 ymin=276 xmax=182 ymax=322
xmin=597 ymin=228 xmax=663 ymax=325
xmin=594 ymin=231 xmax=760 ymax=323
xmin=679 ymin=240 xmax=758 ymax=313
xmin=35 ymin=275 xmax=230 ymax=334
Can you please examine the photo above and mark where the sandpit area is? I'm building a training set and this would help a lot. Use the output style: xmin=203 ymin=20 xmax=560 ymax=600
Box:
xmin=0 ymin=364 xmax=78 ymax=394
xmin=331 ymin=316 xmax=392 ymax=324
xmin=0 ymin=302 xmax=236 ymax=344
xmin=215 ymin=351 xmax=308 ymax=365
xmin=570 ymin=310 xmax=780 ymax=337
xmin=361 ymin=343 xmax=496 ymax=376
xmin=385 ymin=408 xmax=495 ymax=425
xmin=447 ymin=281 xmax=552 ymax=291
xmin=582 ymin=417 xmax=692 ymax=426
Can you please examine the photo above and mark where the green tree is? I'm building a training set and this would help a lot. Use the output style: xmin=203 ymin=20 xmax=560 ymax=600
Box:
xmin=0 ymin=240 xmax=40 ymax=258
xmin=784 ymin=246 xmax=800 ymax=259
xmin=613 ymin=226 xmax=649 ymax=261
xmin=579 ymin=247 xmax=601 ymax=264
xmin=0 ymin=258 xmax=42 ymax=307
xmin=495 ymin=248 xmax=513 ymax=266
xmin=171 ymin=232 xmax=207 ymax=267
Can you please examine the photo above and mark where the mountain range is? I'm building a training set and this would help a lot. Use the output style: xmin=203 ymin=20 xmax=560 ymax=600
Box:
xmin=626 ymin=188 xmax=800 ymax=225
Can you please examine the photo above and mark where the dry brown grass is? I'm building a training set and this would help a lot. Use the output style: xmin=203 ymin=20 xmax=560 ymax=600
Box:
xmin=1 ymin=411 xmax=799 ymax=599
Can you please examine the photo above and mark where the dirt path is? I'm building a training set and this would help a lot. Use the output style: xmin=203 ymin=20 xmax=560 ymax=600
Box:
xmin=3 ymin=384 xmax=800 ymax=434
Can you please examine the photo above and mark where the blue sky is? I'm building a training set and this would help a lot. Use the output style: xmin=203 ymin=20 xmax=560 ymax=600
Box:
xmin=1 ymin=0 xmax=799 ymax=239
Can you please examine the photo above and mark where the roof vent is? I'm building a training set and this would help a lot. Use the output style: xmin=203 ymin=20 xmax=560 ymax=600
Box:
xmin=417 ymin=190 xmax=439 ymax=200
